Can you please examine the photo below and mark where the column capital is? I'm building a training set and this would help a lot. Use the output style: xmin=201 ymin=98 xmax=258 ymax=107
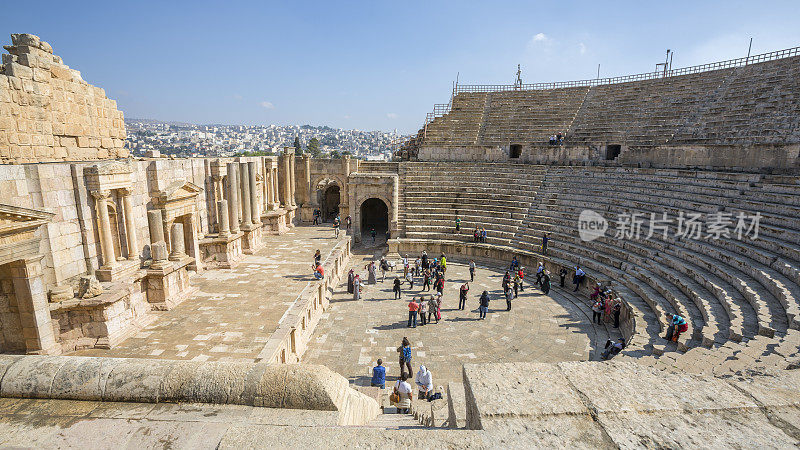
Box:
xmin=118 ymin=187 xmax=134 ymax=196
xmin=91 ymin=190 xmax=112 ymax=200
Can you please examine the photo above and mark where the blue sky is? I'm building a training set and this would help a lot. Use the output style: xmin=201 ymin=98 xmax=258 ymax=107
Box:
xmin=3 ymin=1 xmax=800 ymax=133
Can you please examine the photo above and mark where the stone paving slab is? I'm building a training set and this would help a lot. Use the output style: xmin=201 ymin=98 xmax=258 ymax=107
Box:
xmin=73 ymin=226 xmax=342 ymax=362
xmin=303 ymin=249 xmax=596 ymax=388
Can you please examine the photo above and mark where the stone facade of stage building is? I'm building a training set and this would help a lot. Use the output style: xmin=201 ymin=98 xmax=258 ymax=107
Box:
xmin=0 ymin=34 xmax=127 ymax=164
xmin=0 ymin=151 xmax=301 ymax=354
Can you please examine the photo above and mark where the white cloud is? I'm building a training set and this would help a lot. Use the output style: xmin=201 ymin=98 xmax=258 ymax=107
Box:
xmin=343 ymin=114 xmax=351 ymax=119
xmin=579 ymin=42 xmax=587 ymax=54
xmin=260 ymin=101 xmax=275 ymax=110
xmin=386 ymin=113 xmax=398 ymax=119
xmin=526 ymin=33 xmax=553 ymax=51
xmin=232 ymin=94 xmax=243 ymax=101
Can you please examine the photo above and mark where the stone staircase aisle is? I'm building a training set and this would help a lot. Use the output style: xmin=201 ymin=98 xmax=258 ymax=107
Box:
xmin=360 ymin=409 xmax=429 ymax=430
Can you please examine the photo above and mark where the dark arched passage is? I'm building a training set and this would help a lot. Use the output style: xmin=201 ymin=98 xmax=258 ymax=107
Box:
xmin=360 ymin=198 xmax=388 ymax=233
xmin=322 ymin=185 xmax=340 ymax=222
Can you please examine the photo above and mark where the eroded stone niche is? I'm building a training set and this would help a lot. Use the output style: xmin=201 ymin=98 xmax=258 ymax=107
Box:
xmin=0 ymin=33 xmax=127 ymax=164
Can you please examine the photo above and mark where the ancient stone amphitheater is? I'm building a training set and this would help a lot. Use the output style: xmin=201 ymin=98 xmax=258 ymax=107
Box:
xmin=0 ymin=34 xmax=798 ymax=447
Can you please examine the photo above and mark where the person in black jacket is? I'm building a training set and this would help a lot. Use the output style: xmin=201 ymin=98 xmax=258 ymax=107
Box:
xmin=559 ymin=268 xmax=568 ymax=288
xmin=393 ymin=277 xmax=402 ymax=299
xmin=479 ymin=291 xmax=490 ymax=319
xmin=541 ymin=271 xmax=551 ymax=295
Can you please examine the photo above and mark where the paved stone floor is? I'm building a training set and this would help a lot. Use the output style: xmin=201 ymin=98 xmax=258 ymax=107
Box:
xmin=75 ymin=225 xmax=344 ymax=362
xmin=304 ymin=245 xmax=615 ymax=388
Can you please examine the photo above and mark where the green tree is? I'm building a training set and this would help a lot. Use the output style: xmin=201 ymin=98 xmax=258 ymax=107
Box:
xmin=330 ymin=150 xmax=341 ymax=159
xmin=307 ymin=137 xmax=321 ymax=158
xmin=293 ymin=136 xmax=303 ymax=156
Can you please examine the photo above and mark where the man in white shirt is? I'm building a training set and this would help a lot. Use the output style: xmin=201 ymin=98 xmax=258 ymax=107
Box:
xmin=469 ymin=260 xmax=476 ymax=282
xmin=415 ymin=366 xmax=433 ymax=400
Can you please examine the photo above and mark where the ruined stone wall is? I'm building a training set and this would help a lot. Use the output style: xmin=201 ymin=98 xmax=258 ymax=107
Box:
xmin=0 ymin=34 xmax=127 ymax=164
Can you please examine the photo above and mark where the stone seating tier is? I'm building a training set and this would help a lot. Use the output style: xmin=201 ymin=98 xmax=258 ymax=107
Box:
xmin=398 ymin=163 xmax=800 ymax=363
xmin=413 ymin=56 xmax=800 ymax=150
xmin=535 ymin=171 xmax=800 ymax=327
xmin=520 ymin=191 xmax=793 ymax=337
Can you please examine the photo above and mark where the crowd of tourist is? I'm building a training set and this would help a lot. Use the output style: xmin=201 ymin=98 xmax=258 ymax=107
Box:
xmin=330 ymin=244 xmax=638 ymax=414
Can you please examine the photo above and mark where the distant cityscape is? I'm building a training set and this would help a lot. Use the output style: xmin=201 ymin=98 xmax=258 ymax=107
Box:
xmin=125 ymin=119 xmax=411 ymax=160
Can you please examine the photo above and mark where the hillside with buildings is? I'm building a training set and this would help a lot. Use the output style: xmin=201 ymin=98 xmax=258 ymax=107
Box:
xmin=125 ymin=119 xmax=406 ymax=160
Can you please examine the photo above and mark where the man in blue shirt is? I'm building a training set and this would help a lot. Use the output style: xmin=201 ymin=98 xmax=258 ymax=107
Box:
xmin=371 ymin=359 xmax=386 ymax=389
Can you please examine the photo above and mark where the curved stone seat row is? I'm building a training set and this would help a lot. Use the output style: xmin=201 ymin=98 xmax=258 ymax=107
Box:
xmin=535 ymin=183 xmax=800 ymax=332
xmin=521 ymin=198 xmax=788 ymax=342
xmin=397 ymin=164 xmax=800 ymax=368
xmin=0 ymin=355 xmax=379 ymax=426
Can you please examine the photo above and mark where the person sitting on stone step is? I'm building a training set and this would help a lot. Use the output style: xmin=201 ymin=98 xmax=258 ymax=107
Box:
xmin=601 ymin=338 xmax=626 ymax=360
xmin=665 ymin=313 xmax=688 ymax=342
xmin=371 ymin=359 xmax=386 ymax=389
xmin=415 ymin=366 xmax=434 ymax=401
xmin=313 ymin=263 xmax=324 ymax=280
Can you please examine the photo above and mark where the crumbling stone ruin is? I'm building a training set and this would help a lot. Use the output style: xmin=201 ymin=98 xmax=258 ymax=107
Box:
xmin=0 ymin=34 xmax=127 ymax=164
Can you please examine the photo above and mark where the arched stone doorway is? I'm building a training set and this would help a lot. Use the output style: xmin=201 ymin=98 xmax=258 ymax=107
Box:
xmin=360 ymin=198 xmax=389 ymax=234
xmin=322 ymin=185 xmax=340 ymax=222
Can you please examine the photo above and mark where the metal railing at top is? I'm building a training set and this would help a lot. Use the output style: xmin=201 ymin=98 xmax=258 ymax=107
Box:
xmin=417 ymin=45 xmax=800 ymax=132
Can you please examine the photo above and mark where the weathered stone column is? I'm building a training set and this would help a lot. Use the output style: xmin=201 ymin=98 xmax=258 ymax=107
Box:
xmin=341 ymin=155 xmax=351 ymax=217
xmin=147 ymin=209 xmax=165 ymax=244
xmin=10 ymin=257 xmax=59 ymax=355
xmin=302 ymin=155 xmax=312 ymax=206
xmin=226 ymin=163 xmax=240 ymax=233
xmin=281 ymin=151 xmax=292 ymax=207
xmin=272 ymin=167 xmax=280 ymax=207
xmin=210 ymin=175 xmax=223 ymax=231
xmin=248 ymin=161 xmax=259 ymax=222
xmin=150 ymin=242 xmax=169 ymax=270
xmin=217 ymin=200 xmax=230 ymax=238
xmin=239 ymin=162 xmax=252 ymax=226
xmin=289 ymin=153 xmax=297 ymax=207
xmin=120 ymin=188 xmax=139 ymax=260
xmin=92 ymin=190 xmax=117 ymax=269
xmin=169 ymin=223 xmax=185 ymax=261
xmin=264 ymin=162 xmax=273 ymax=210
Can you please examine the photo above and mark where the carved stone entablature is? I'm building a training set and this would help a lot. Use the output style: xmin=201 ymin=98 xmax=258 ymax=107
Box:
xmin=209 ymin=159 xmax=228 ymax=178
xmin=84 ymin=161 xmax=134 ymax=192
xmin=0 ymin=204 xmax=54 ymax=265
xmin=151 ymin=180 xmax=203 ymax=221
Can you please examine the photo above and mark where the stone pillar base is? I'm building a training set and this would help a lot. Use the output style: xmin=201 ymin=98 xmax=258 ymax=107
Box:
xmin=262 ymin=210 xmax=289 ymax=235
xmin=300 ymin=205 xmax=315 ymax=222
xmin=286 ymin=206 xmax=298 ymax=227
xmin=241 ymin=224 xmax=264 ymax=255
xmin=145 ymin=256 xmax=196 ymax=310
xmin=95 ymin=259 xmax=140 ymax=282
xmin=50 ymin=278 xmax=156 ymax=352
xmin=199 ymin=232 xmax=245 ymax=269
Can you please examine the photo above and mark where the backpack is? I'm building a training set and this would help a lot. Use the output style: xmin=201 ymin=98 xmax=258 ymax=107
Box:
xmin=402 ymin=346 xmax=412 ymax=361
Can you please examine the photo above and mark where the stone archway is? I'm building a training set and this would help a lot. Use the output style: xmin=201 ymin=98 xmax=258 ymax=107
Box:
xmin=359 ymin=198 xmax=389 ymax=234
xmin=313 ymin=177 xmax=343 ymax=223
xmin=322 ymin=185 xmax=340 ymax=222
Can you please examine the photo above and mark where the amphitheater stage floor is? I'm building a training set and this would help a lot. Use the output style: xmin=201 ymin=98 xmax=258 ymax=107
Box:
xmin=73 ymin=225 xmax=343 ymax=362
xmin=303 ymin=246 xmax=621 ymax=387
